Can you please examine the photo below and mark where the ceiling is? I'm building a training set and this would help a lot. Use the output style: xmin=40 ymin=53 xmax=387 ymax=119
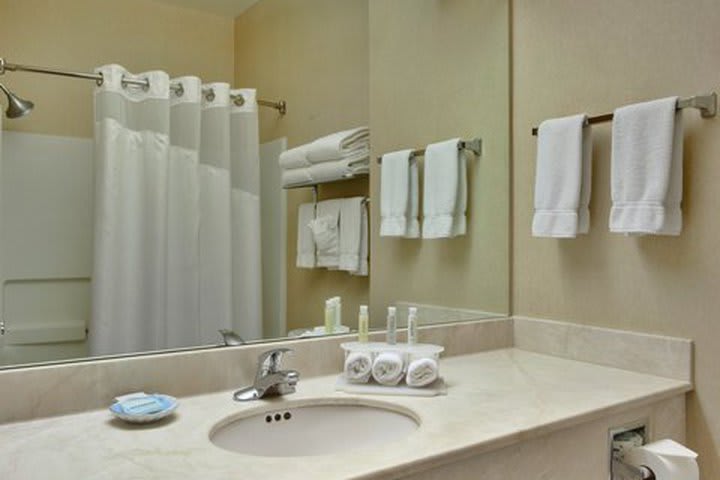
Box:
xmin=152 ymin=0 xmax=260 ymax=17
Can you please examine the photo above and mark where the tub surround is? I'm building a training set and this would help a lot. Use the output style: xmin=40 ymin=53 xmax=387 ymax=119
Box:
xmin=0 ymin=349 xmax=690 ymax=480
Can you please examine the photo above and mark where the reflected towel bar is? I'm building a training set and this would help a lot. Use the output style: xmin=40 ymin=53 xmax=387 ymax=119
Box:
xmin=530 ymin=92 xmax=717 ymax=136
xmin=376 ymin=137 xmax=482 ymax=164
xmin=0 ymin=57 xmax=287 ymax=115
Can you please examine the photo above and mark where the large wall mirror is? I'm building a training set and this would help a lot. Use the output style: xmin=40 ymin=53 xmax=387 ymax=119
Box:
xmin=0 ymin=0 xmax=509 ymax=369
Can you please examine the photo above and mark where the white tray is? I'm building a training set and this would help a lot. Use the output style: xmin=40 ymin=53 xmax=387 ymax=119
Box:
xmin=335 ymin=375 xmax=447 ymax=397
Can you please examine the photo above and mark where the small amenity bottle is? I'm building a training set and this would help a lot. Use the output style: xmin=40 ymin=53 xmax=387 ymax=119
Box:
xmin=358 ymin=305 xmax=369 ymax=342
xmin=386 ymin=306 xmax=397 ymax=345
xmin=407 ymin=307 xmax=419 ymax=345
xmin=334 ymin=297 xmax=342 ymax=330
xmin=325 ymin=299 xmax=335 ymax=334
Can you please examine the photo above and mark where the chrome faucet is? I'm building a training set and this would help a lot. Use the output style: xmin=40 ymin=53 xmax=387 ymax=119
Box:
xmin=233 ymin=348 xmax=300 ymax=402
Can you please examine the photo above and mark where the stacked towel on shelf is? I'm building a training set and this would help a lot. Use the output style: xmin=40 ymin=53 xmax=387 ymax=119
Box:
xmin=610 ymin=97 xmax=683 ymax=235
xmin=280 ymin=127 xmax=370 ymax=187
xmin=296 ymin=197 xmax=368 ymax=276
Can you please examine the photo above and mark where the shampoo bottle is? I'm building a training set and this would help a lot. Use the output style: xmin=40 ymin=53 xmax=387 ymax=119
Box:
xmin=334 ymin=297 xmax=342 ymax=330
xmin=358 ymin=305 xmax=369 ymax=342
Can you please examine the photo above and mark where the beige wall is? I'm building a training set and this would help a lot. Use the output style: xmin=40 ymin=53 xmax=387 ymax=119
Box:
xmin=0 ymin=0 xmax=235 ymax=138
xmin=234 ymin=0 xmax=370 ymax=332
xmin=512 ymin=0 xmax=720 ymax=475
xmin=368 ymin=0 xmax=511 ymax=325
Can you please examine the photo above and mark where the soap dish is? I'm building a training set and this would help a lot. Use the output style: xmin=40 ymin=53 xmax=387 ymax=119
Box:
xmin=110 ymin=393 xmax=178 ymax=424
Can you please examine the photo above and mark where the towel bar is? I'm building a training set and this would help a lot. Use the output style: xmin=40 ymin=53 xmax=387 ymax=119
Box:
xmin=376 ymin=137 xmax=482 ymax=164
xmin=530 ymin=92 xmax=717 ymax=136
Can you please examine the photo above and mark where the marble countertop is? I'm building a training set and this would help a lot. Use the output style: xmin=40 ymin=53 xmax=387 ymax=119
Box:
xmin=0 ymin=348 xmax=690 ymax=480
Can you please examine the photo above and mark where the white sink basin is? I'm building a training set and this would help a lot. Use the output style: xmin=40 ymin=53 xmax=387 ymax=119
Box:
xmin=209 ymin=399 xmax=420 ymax=457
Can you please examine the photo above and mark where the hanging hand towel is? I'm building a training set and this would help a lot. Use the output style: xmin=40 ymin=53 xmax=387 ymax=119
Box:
xmin=355 ymin=201 xmax=369 ymax=276
xmin=422 ymin=138 xmax=467 ymax=239
xmin=380 ymin=149 xmax=420 ymax=238
xmin=532 ymin=114 xmax=592 ymax=238
xmin=309 ymin=199 xmax=343 ymax=268
xmin=610 ymin=97 xmax=683 ymax=235
xmin=296 ymin=203 xmax=316 ymax=268
xmin=339 ymin=197 xmax=368 ymax=275
xmin=279 ymin=144 xmax=310 ymax=169
xmin=306 ymin=127 xmax=370 ymax=164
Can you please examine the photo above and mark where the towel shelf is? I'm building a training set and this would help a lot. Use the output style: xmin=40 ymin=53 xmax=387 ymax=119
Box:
xmin=376 ymin=137 xmax=482 ymax=164
xmin=530 ymin=92 xmax=717 ymax=136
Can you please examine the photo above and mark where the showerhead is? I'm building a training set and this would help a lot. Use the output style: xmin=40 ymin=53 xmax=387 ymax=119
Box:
xmin=0 ymin=83 xmax=34 ymax=119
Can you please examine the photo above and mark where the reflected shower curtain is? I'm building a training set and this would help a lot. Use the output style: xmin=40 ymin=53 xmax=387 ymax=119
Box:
xmin=89 ymin=66 xmax=262 ymax=355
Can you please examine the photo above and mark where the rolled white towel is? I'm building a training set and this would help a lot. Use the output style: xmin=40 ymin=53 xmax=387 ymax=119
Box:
xmin=372 ymin=352 xmax=405 ymax=386
xmin=344 ymin=352 xmax=372 ymax=383
xmin=406 ymin=358 xmax=439 ymax=387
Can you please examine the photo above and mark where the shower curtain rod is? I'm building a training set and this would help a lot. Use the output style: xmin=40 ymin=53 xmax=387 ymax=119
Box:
xmin=0 ymin=58 xmax=287 ymax=115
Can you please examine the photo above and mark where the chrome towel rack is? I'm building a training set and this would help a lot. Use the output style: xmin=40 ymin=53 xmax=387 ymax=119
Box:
xmin=376 ymin=137 xmax=482 ymax=164
xmin=530 ymin=92 xmax=717 ymax=136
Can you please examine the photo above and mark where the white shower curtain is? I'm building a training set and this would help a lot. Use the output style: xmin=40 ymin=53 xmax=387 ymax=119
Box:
xmin=89 ymin=65 xmax=263 ymax=355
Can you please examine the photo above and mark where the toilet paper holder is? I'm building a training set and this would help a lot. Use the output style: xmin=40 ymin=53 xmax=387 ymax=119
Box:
xmin=611 ymin=457 xmax=655 ymax=480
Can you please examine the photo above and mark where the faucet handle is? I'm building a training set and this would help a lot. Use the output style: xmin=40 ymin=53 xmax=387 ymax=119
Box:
xmin=256 ymin=348 xmax=293 ymax=377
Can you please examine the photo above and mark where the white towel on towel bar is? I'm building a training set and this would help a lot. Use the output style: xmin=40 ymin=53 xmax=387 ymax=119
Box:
xmin=610 ymin=97 xmax=683 ymax=235
xmin=380 ymin=149 xmax=419 ymax=238
xmin=532 ymin=113 xmax=592 ymax=238
xmin=422 ymin=138 xmax=467 ymax=239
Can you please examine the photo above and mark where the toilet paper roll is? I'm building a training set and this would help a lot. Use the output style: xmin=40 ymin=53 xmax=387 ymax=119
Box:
xmin=624 ymin=439 xmax=698 ymax=480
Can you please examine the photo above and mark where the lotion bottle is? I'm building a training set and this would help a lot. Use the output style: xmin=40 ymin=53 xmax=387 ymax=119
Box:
xmin=324 ymin=299 xmax=335 ymax=334
xmin=386 ymin=306 xmax=397 ymax=345
xmin=407 ymin=307 xmax=419 ymax=345
xmin=358 ymin=305 xmax=369 ymax=342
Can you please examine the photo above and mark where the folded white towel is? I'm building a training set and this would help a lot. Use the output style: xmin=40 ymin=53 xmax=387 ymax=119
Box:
xmin=281 ymin=168 xmax=313 ymax=188
xmin=610 ymin=97 xmax=683 ymax=235
xmin=339 ymin=197 xmax=368 ymax=275
xmin=306 ymin=127 xmax=370 ymax=164
xmin=279 ymin=144 xmax=310 ymax=169
xmin=344 ymin=352 xmax=372 ymax=383
xmin=422 ymin=138 xmax=467 ymax=239
xmin=380 ymin=149 xmax=420 ymax=238
xmin=405 ymin=358 xmax=439 ymax=387
xmin=307 ymin=152 xmax=369 ymax=184
xmin=532 ymin=114 xmax=592 ymax=238
xmin=309 ymin=199 xmax=343 ymax=268
xmin=296 ymin=203 xmax=316 ymax=268
xmin=371 ymin=352 xmax=405 ymax=386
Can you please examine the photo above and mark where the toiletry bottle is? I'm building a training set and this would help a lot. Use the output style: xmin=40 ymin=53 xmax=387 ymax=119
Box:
xmin=334 ymin=297 xmax=342 ymax=330
xmin=407 ymin=307 xmax=419 ymax=345
xmin=358 ymin=305 xmax=369 ymax=342
xmin=386 ymin=306 xmax=397 ymax=345
xmin=325 ymin=299 xmax=335 ymax=334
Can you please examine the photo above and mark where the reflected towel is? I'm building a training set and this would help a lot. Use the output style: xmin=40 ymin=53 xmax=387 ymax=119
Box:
xmin=339 ymin=197 xmax=368 ymax=275
xmin=307 ymin=151 xmax=369 ymax=184
xmin=306 ymin=126 xmax=370 ymax=164
xmin=422 ymin=138 xmax=467 ymax=238
xmin=309 ymin=199 xmax=343 ymax=268
xmin=279 ymin=144 xmax=310 ymax=169
xmin=296 ymin=203 xmax=316 ymax=268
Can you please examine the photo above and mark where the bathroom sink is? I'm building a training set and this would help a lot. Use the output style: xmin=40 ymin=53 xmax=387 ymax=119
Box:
xmin=209 ymin=400 xmax=420 ymax=457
